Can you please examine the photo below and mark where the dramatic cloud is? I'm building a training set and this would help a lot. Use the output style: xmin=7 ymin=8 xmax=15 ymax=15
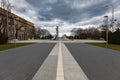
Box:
xmin=5 ymin=0 xmax=120 ymax=36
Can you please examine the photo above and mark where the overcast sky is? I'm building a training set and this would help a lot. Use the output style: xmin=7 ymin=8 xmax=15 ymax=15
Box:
xmin=7 ymin=0 xmax=120 ymax=36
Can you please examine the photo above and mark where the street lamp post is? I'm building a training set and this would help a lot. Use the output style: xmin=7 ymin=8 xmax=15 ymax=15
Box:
xmin=106 ymin=4 xmax=114 ymax=31
xmin=111 ymin=5 xmax=114 ymax=31
xmin=104 ymin=16 xmax=109 ymax=48
xmin=14 ymin=28 xmax=16 ymax=47
xmin=6 ymin=8 xmax=9 ymax=38
xmin=12 ymin=16 xmax=16 ymax=47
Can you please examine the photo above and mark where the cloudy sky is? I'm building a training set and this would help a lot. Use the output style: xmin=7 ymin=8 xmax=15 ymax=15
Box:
xmin=4 ymin=0 xmax=120 ymax=36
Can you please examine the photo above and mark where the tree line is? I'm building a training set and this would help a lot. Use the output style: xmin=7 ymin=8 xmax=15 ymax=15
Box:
xmin=67 ymin=23 xmax=120 ymax=44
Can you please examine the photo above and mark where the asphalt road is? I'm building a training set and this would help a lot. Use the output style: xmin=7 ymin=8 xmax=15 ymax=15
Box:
xmin=65 ymin=43 xmax=120 ymax=80
xmin=0 ymin=43 xmax=55 ymax=80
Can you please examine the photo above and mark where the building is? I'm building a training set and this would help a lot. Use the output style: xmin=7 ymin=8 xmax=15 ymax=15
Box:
xmin=0 ymin=8 xmax=34 ymax=40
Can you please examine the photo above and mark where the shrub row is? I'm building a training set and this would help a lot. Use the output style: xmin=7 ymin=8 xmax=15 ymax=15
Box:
xmin=0 ymin=32 xmax=8 ymax=44
xmin=101 ymin=28 xmax=120 ymax=44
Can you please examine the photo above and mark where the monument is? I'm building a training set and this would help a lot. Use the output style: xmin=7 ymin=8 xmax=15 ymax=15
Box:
xmin=56 ymin=26 xmax=59 ymax=40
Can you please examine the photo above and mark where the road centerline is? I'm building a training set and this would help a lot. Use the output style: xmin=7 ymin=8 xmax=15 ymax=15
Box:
xmin=56 ymin=41 xmax=64 ymax=80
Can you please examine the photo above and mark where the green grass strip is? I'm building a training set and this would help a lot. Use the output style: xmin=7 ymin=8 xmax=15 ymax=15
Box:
xmin=0 ymin=43 xmax=34 ymax=51
xmin=87 ymin=43 xmax=120 ymax=51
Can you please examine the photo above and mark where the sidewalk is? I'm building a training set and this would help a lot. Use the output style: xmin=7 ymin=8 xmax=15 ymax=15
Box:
xmin=9 ymin=39 xmax=106 ymax=43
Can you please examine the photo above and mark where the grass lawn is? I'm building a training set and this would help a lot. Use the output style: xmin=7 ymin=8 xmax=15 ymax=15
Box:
xmin=87 ymin=43 xmax=120 ymax=51
xmin=0 ymin=43 xmax=34 ymax=51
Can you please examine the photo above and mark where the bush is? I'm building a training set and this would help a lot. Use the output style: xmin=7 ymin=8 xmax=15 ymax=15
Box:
xmin=101 ymin=28 xmax=120 ymax=44
xmin=101 ymin=31 xmax=106 ymax=40
xmin=108 ymin=29 xmax=120 ymax=44
xmin=0 ymin=32 xmax=8 ymax=44
xmin=80 ymin=33 xmax=87 ymax=39
xmin=66 ymin=36 xmax=74 ymax=39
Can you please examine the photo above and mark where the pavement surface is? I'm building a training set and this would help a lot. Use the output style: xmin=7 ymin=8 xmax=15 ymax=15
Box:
xmin=0 ymin=41 xmax=120 ymax=80
xmin=0 ymin=43 xmax=55 ymax=80
xmin=65 ymin=43 xmax=120 ymax=80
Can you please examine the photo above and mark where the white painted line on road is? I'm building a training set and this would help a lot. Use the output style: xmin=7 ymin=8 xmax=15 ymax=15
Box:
xmin=56 ymin=41 xmax=64 ymax=80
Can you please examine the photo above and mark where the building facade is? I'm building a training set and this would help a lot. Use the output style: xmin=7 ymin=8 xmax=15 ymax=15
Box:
xmin=0 ymin=8 xmax=34 ymax=40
